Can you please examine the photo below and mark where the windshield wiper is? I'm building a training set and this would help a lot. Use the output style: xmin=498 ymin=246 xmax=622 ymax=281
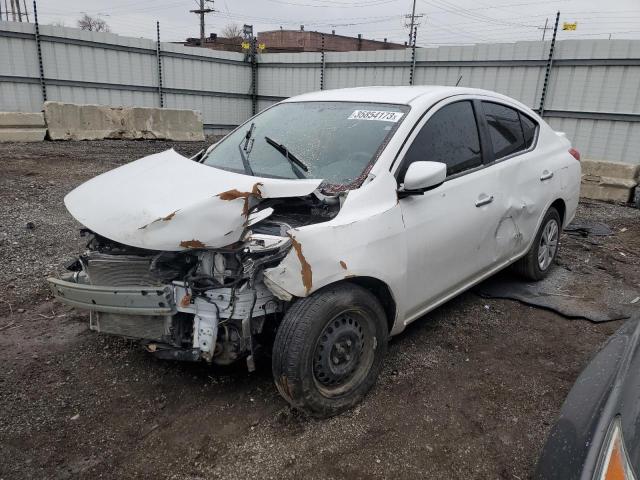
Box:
xmin=264 ymin=136 xmax=309 ymax=178
xmin=238 ymin=123 xmax=255 ymax=175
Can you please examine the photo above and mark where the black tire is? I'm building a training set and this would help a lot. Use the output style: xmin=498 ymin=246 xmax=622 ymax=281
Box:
xmin=513 ymin=207 xmax=561 ymax=281
xmin=633 ymin=186 xmax=640 ymax=209
xmin=272 ymin=283 xmax=388 ymax=418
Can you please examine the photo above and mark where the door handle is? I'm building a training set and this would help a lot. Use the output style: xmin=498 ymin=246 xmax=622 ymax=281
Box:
xmin=540 ymin=170 xmax=554 ymax=181
xmin=475 ymin=194 xmax=494 ymax=207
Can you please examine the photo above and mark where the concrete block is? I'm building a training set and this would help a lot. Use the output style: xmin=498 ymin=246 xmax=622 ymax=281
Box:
xmin=0 ymin=112 xmax=46 ymax=142
xmin=581 ymin=159 xmax=640 ymax=181
xmin=581 ymin=159 xmax=639 ymax=203
xmin=43 ymin=102 xmax=205 ymax=141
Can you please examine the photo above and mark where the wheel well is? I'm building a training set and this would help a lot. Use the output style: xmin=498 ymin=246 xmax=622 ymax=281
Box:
xmin=344 ymin=277 xmax=396 ymax=333
xmin=550 ymin=198 xmax=566 ymax=226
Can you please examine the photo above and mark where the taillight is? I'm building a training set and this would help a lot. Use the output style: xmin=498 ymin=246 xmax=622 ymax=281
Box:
xmin=569 ymin=147 xmax=581 ymax=161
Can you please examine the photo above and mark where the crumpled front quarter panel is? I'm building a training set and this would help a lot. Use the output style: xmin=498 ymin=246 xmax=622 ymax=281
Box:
xmin=264 ymin=171 xmax=408 ymax=330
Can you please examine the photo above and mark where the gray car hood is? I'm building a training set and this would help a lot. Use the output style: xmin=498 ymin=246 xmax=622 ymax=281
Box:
xmin=64 ymin=149 xmax=322 ymax=251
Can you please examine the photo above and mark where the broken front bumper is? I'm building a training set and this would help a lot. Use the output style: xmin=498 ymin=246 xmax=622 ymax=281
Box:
xmin=48 ymin=275 xmax=176 ymax=316
xmin=48 ymin=274 xmax=177 ymax=343
xmin=47 ymin=273 xmax=279 ymax=364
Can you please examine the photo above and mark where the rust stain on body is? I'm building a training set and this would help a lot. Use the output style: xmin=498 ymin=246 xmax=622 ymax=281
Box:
xmin=180 ymin=239 xmax=206 ymax=248
xmin=218 ymin=189 xmax=249 ymax=201
xmin=139 ymin=209 xmax=180 ymax=229
xmin=217 ymin=182 xmax=263 ymax=217
xmin=339 ymin=261 xmax=347 ymax=270
xmin=162 ymin=210 xmax=178 ymax=221
xmin=288 ymin=234 xmax=312 ymax=295
xmin=180 ymin=293 xmax=192 ymax=307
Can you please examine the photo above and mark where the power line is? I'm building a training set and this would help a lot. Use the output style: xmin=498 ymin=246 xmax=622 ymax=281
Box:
xmin=427 ymin=17 xmax=493 ymax=42
xmin=36 ymin=0 xmax=640 ymax=45
xmin=263 ymin=0 xmax=398 ymax=8
xmin=406 ymin=0 xmax=417 ymax=44
xmin=190 ymin=0 xmax=214 ymax=46
xmin=421 ymin=0 xmax=538 ymax=28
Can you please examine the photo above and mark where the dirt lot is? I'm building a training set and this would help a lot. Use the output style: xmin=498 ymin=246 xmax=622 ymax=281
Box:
xmin=1 ymin=140 xmax=639 ymax=479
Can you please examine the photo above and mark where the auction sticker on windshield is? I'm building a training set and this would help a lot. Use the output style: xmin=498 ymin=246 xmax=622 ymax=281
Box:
xmin=348 ymin=110 xmax=404 ymax=122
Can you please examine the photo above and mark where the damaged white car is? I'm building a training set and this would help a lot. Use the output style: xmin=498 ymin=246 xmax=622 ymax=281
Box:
xmin=49 ymin=86 xmax=581 ymax=417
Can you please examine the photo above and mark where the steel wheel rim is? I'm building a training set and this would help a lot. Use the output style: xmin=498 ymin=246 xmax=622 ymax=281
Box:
xmin=312 ymin=309 xmax=375 ymax=398
xmin=538 ymin=218 xmax=559 ymax=270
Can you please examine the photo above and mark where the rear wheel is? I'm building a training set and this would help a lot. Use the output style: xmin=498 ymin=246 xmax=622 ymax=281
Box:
xmin=514 ymin=207 xmax=561 ymax=281
xmin=272 ymin=283 xmax=388 ymax=418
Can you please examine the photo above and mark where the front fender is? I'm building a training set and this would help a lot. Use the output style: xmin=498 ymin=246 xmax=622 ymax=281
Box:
xmin=263 ymin=171 xmax=409 ymax=331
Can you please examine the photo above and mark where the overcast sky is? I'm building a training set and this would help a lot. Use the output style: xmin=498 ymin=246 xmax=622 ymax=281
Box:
xmin=28 ymin=0 xmax=640 ymax=46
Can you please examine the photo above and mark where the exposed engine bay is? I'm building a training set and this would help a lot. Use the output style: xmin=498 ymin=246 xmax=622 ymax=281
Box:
xmin=57 ymin=192 xmax=341 ymax=370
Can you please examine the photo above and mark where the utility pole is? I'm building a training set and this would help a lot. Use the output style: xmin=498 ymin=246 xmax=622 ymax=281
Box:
xmin=404 ymin=0 xmax=425 ymax=45
xmin=408 ymin=0 xmax=416 ymax=44
xmin=190 ymin=0 xmax=213 ymax=46
xmin=538 ymin=17 xmax=553 ymax=41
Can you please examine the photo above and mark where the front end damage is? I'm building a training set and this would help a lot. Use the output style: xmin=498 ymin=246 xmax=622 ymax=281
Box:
xmin=47 ymin=149 xmax=337 ymax=369
xmin=49 ymin=228 xmax=295 ymax=368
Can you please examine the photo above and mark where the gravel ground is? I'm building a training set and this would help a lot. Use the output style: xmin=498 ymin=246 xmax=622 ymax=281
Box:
xmin=0 ymin=140 xmax=639 ymax=479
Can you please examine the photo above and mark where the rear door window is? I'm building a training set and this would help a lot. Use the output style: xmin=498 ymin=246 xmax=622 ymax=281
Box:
xmin=400 ymin=100 xmax=482 ymax=179
xmin=482 ymin=102 xmax=526 ymax=159
xmin=482 ymin=102 xmax=539 ymax=160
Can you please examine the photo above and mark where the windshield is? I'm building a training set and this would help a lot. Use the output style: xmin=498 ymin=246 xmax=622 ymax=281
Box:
xmin=202 ymin=101 xmax=409 ymax=188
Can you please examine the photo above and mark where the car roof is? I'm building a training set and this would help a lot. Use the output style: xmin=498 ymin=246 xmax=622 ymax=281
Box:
xmin=282 ymin=85 xmax=505 ymax=106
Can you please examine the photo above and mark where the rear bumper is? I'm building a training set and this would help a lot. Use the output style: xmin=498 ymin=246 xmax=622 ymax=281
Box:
xmin=47 ymin=274 xmax=176 ymax=316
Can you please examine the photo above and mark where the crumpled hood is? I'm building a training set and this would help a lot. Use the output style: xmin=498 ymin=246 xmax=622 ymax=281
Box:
xmin=65 ymin=149 xmax=322 ymax=251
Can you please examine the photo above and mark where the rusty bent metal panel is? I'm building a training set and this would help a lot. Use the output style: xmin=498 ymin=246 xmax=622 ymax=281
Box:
xmin=217 ymin=182 xmax=264 ymax=218
xmin=288 ymin=234 xmax=313 ymax=294
xmin=63 ymin=149 xmax=322 ymax=251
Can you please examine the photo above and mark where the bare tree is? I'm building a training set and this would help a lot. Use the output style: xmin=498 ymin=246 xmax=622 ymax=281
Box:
xmin=221 ymin=23 xmax=243 ymax=39
xmin=77 ymin=14 xmax=111 ymax=32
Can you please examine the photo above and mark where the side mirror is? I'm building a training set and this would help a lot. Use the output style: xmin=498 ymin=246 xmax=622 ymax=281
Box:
xmin=400 ymin=161 xmax=447 ymax=195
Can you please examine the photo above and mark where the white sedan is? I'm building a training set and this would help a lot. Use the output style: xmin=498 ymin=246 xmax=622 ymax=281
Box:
xmin=49 ymin=86 xmax=581 ymax=417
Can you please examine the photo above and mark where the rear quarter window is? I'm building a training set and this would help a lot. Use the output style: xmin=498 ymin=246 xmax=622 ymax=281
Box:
xmin=519 ymin=112 xmax=538 ymax=149
xmin=482 ymin=102 xmax=525 ymax=159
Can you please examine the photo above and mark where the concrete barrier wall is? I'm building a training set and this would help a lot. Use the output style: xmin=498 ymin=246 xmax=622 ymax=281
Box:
xmin=581 ymin=159 xmax=640 ymax=203
xmin=0 ymin=112 xmax=46 ymax=142
xmin=43 ymin=102 xmax=205 ymax=141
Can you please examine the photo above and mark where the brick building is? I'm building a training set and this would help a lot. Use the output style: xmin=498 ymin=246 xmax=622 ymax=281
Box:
xmin=183 ymin=34 xmax=243 ymax=52
xmin=182 ymin=29 xmax=407 ymax=53
xmin=257 ymin=29 xmax=406 ymax=52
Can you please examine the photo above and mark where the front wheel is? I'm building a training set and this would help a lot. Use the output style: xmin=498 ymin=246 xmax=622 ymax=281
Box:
xmin=272 ymin=283 xmax=388 ymax=418
xmin=513 ymin=207 xmax=561 ymax=281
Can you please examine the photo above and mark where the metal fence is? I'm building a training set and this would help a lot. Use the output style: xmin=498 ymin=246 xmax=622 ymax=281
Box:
xmin=0 ymin=21 xmax=259 ymax=135
xmin=1 ymin=20 xmax=639 ymax=163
